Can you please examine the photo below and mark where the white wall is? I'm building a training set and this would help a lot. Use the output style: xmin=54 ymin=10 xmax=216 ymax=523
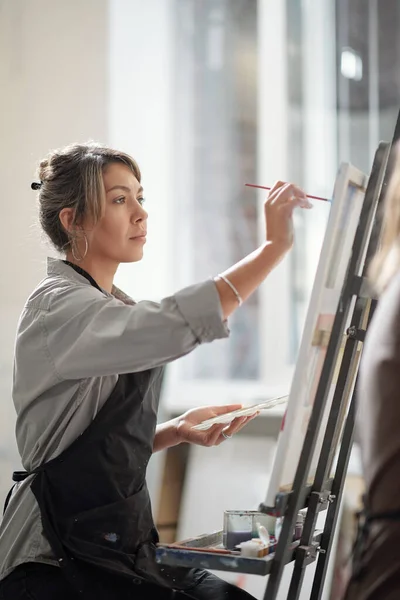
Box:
xmin=0 ymin=0 xmax=175 ymax=509
xmin=109 ymin=0 xmax=175 ymax=302
xmin=108 ymin=0 xmax=176 ymax=501
xmin=0 ymin=0 xmax=109 ymax=499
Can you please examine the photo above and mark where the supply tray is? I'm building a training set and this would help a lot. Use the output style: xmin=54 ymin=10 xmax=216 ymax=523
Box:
xmin=156 ymin=530 xmax=322 ymax=576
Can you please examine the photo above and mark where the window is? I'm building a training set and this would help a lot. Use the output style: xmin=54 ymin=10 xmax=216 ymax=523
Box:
xmin=166 ymin=0 xmax=400 ymax=411
xmin=173 ymin=0 xmax=260 ymax=383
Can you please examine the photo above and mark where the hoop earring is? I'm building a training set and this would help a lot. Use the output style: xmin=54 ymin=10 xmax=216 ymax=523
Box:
xmin=71 ymin=232 xmax=88 ymax=262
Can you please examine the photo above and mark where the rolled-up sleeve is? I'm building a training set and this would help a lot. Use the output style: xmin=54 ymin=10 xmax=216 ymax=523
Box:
xmin=43 ymin=279 xmax=229 ymax=379
xmin=174 ymin=279 xmax=229 ymax=343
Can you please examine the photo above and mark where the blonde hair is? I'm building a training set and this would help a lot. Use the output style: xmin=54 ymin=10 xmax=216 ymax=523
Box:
xmin=369 ymin=143 xmax=400 ymax=295
xmin=35 ymin=142 xmax=141 ymax=252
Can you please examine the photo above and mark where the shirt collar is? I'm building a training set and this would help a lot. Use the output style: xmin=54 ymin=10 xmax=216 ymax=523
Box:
xmin=46 ymin=258 xmax=135 ymax=304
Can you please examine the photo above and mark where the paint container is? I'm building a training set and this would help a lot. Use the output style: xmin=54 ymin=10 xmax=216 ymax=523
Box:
xmin=294 ymin=512 xmax=304 ymax=540
xmin=223 ymin=511 xmax=275 ymax=549
xmin=274 ymin=511 xmax=305 ymax=543
xmin=239 ymin=539 xmax=269 ymax=558
xmin=268 ymin=535 xmax=277 ymax=554
xmin=256 ymin=522 xmax=270 ymax=547
xmin=223 ymin=511 xmax=253 ymax=549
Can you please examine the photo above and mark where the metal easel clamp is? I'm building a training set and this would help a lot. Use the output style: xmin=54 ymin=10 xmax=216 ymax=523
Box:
xmin=347 ymin=274 xmax=378 ymax=300
xmin=346 ymin=325 xmax=366 ymax=342
xmin=296 ymin=541 xmax=326 ymax=567
xmin=308 ymin=489 xmax=336 ymax=512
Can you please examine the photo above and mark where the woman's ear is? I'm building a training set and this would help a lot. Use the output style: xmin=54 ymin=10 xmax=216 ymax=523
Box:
xmin=59 ymin=208 xmax=76 ymax=234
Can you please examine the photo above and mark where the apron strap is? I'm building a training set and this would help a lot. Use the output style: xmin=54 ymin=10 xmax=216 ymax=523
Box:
xmin=3 ymin=468 xmax=51 ymax=515
xmin=3 ymin=486 xmax=16 ymax=516
xmin=3 ymin=471 xmax=33 ymax=515
xmin=12 ymin=470 xmax=30 ymax=482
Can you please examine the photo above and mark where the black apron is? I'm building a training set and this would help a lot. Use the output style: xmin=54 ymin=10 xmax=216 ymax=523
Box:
xmin=4 ymin=264 xmax=207 ymax=596
xmin=7 ymin=367 xmax=209 ymax=595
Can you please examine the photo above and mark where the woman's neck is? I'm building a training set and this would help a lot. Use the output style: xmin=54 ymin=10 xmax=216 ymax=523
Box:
xmin=65 ymin=253 xmax=118 ymax=293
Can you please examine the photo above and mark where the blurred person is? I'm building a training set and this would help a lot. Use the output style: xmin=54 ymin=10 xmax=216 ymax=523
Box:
xmin=344 ymin=143 xmax=400 ymax=600
xmin=0 ymin=142 xmax=311 ymax=599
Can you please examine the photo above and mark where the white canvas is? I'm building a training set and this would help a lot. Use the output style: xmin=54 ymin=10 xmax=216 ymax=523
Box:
xmin=265 ymin=163 xmax=368 ymax=508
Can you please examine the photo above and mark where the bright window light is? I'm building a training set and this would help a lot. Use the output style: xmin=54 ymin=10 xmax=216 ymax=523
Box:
xmin=341 ymin=47 xmax=363 ymax=81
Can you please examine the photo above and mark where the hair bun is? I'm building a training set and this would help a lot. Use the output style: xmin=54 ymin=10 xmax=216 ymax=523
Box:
xmin=38 ymin=156 xmax=53 ymax=184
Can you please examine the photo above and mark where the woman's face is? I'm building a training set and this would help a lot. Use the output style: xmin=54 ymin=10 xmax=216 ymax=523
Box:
xmin=84 ymin=162 xmax=148 ymax=264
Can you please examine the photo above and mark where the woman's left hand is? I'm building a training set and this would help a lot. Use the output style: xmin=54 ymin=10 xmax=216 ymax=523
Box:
xmin=175 ymin=404 xmax=256 ymax=447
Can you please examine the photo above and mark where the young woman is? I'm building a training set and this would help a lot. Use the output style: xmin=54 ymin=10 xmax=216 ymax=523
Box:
xmin=344 ymin=143 xmax=400 ymax=600
xmin=0 ymin=142 xmax=311 ymax=599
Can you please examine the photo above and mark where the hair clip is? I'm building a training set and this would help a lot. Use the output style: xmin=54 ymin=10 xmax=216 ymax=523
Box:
xmin=31 ymin=181 xmax=42 ymax=190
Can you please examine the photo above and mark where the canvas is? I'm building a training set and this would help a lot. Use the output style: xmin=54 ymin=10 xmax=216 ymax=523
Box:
xmin=264 ymin=163 xmax=368 ymax=508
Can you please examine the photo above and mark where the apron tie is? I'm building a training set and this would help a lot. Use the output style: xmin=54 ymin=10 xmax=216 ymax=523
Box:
xmin=3 ymin=470 xmax=38 ymax=514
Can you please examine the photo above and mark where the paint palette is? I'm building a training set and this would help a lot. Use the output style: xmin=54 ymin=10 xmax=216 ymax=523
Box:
xmin=191 ymin=395 xmax=288 ymax=431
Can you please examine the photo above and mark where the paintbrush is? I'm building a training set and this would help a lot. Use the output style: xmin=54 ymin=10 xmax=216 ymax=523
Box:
xmin=158 ymin=543 xmax=240 ymax=555
xmin=245 ymin=183 xmax=329 ymax=203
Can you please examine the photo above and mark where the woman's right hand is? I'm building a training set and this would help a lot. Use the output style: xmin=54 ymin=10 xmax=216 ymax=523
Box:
xmin=215 ymin=180 xmax=313 ymax=319
xmin=264 ymin=181 xmax=312 ymax=251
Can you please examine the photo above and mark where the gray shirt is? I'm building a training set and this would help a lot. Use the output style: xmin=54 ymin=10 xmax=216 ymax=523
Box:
xmin=0 ymin=258 xmax=229 ymax=580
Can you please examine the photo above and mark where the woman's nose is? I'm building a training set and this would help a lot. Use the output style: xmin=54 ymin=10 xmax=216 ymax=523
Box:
xmin=132 ymin=203 xmax=148 ymax=223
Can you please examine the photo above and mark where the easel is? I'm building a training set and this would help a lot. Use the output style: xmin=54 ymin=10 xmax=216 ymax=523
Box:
xmin=156 ymin=110 xmax=400 ymax=599
xmin=262 ymin=106 xmax=400 ymax=600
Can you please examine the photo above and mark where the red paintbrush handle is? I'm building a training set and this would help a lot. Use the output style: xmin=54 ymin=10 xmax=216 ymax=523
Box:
xmin=245 ymin=183 xmax=328 ymax=203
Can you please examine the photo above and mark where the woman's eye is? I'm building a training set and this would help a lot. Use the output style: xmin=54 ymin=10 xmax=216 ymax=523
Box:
xmin=137 ymin=197 xmax=146 ymax=206
xmin=113 ymin=196 xmax=125 ymax=204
